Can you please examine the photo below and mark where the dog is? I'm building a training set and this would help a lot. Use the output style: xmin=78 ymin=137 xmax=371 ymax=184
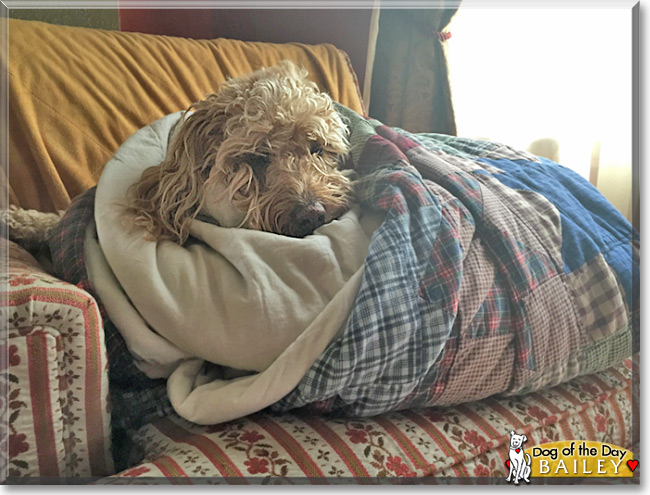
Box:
xmin=4 ymin=61 xmax=354 ymax=252
xmin=129 ymin=60 xmax=352 ymax=244
xmin=506 ymin=430 xmax=532 ymax=484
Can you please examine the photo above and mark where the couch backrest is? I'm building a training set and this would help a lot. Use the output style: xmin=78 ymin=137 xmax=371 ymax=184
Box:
xmin=5 ymin=19 xmax=364 ymax=212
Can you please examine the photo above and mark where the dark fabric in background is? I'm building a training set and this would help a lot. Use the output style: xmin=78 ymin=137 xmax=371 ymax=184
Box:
xmin=370 ymin=7 xmax=459 ymax=135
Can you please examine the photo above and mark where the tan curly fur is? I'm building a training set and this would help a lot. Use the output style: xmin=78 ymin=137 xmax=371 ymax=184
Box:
xmin=2 ymin=205 xmax=64 ymax=252
xmin=128 ymin=61 xmax=352 ymax=244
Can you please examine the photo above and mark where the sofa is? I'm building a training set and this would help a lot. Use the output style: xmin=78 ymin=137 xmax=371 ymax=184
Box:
xmin=2 ymin=18 xmax=639 ymax=484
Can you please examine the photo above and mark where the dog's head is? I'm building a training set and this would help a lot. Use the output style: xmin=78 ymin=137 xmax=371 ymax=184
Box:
xmin=128 ymin=61 xmax=352 ymax=244
xmin=509 ymin=430 xmax=527 ymax=449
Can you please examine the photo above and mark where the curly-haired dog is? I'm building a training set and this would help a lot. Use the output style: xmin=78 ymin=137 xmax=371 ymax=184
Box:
xmin=130 ymin=60 xmax=352 ymax=243
xmin=4 ymin=61 xmax=353 ymax=251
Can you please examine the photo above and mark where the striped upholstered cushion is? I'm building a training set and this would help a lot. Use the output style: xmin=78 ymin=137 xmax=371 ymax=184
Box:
xmin=1 ymin=242 xmax=113 ymax=478
xmin=105 ymin=357 xmax=635 ymax=481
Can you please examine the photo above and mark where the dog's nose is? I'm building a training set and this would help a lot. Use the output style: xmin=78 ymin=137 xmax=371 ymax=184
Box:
xmin=290 ymin=202 xmax=326 ymax=237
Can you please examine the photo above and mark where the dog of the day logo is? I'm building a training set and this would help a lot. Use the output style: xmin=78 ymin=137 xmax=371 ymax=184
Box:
xmin=505 ymin=430 xmax=532 ymax=484
xmin=504 ymin=433 xmax=637 ymax=483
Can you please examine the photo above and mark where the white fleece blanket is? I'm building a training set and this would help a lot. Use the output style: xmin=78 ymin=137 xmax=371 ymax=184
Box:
xmin=84 ymin=112 xmax=382 ymax=424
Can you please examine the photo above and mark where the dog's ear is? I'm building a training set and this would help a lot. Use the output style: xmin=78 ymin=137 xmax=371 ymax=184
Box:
xmin=510 ymin=430 xmax=516 ymax=437
xmin=127 ymin=98 xmax=228 ymax=244
xmin=522 ymin=435 xmax=527 ymax=443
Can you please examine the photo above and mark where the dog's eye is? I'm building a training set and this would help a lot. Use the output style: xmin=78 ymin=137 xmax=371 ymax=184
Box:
xmin=310 ymin=142 xmax=323 ymax=157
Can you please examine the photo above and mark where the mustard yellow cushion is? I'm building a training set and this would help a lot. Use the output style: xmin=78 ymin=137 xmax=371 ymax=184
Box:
xmin=5 ymin=19 xmax=363 ymax=212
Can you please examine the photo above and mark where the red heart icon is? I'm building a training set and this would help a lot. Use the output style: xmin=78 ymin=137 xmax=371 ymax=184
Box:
xmin=627 ymin=460 xmax=639 ymax=472
xmin=516 ymin=448 xmax=521 ymax=453
xmin=505 ymin=460 xmax=511 ymax=469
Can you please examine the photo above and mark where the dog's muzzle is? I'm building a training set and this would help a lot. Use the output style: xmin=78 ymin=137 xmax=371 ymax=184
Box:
xmin=288 ymin=202 xmax=327 ymax=238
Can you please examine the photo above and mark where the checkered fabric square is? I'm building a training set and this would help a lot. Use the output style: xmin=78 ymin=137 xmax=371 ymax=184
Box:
xmin=567 ymin=254 xmax=630 ymax=342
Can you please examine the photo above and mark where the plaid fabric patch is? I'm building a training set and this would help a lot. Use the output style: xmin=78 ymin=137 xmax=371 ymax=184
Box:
xmin=567 ymin=254 xmax=630 ymax=342
xmin=581 ymin=324 xmax=633 ymax=375
xmin=474 ymin=173 xmax=564 ymax=265
xmin=519 ymin=274 xmax=581 ymax=374
xmin=432 ymin=333 xmax=515 ymax=407
xmin=390 ymin=125 xmax=540 ymax=164
xmin=272 ymin=166 xmax=451 ymax=415
xmin=514 ymin=327 xmax=632 ymax=397
xmin=469 ymin=280 xmax=516 ymax=339
xmin=49 ymin=188 xmax=98 ymax=296
xmin=485 ymin=232 xmax=558 ymax=302
xmin=48 ymin=187 xmax=174 ymax=433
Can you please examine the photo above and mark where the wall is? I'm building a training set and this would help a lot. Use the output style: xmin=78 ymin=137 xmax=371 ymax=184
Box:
xmin=447 ymin=7 xmax=635 ymax=225
xmin=9 ymin=8 xmax=118 ymax=30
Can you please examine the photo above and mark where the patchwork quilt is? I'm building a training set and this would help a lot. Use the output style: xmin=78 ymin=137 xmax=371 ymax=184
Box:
xmin=49 ymin=103 xmax=639 ymax=433
xmin=271 ymin=103 xmax=639 ymax=415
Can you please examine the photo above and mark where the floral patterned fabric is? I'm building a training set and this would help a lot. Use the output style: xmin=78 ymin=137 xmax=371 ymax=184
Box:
xmin=1 ymin=242 xmax=113 ymax=478
xmin=103 ymin=357 xmax=636 ymax=482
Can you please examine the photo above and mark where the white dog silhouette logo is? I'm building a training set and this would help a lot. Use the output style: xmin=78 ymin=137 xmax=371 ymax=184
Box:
xmin=506 ymin=430 xmax=531 ymax=484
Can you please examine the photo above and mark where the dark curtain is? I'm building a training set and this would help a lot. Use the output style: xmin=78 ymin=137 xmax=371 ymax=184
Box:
xmin=369 ymin=6 xmax=459 ymax=135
